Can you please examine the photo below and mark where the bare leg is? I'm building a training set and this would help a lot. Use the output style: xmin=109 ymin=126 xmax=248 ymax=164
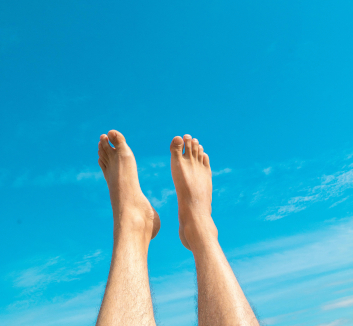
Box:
xmin=96 ymin=130 xmax=160 ymax=326
xmin=170 ymin=135 xmax=259 ymax=326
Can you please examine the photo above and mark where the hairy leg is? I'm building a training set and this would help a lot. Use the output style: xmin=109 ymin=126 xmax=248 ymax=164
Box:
xmin=96 ymin=130 xmax=160 ymax=326
xmin=170 ymin=135 xmax=259 ymax=326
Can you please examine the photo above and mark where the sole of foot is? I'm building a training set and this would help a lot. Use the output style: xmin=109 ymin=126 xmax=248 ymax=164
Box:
xmin=98 ymin=130 xmax=160 ymax=243
xmin=170 ymin=134 xmax=217 ymax=251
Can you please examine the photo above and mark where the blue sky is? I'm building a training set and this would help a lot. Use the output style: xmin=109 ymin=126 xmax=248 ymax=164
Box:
xmin=1 ymin=1 xmax=353 ymax=325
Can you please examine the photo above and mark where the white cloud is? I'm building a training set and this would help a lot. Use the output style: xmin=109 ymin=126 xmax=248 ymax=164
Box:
xmin=4 ymin=219 xmax=353 ymax=326
xmin=322 ymin=296 xmax=353 ymax=310
xmin=150 ymin=162 xmax=166 ymax=168
xmin=317 ymin=320 xmax=348 ymax=326
xmin=76 ymin=171 xmax=103 ymax=181
xmin=212 ymin=168 xmax=232 ymax=176
xmin=265 ymin=204 xmax=306 ymax=221
xmin=1 ymin=250 xmax=105 ymax=326
xmin=224 ymin=219 xmax=353 ymax=325
xmin=137 ymin=157 xmax=169 ymax=174
xmin=329 ymin=196 xmax=349 ymax=208
xmin=149 ymin=218 xmax=353 ymax=326
xmin=263 ymin=167 xmax=272 ymax=175
xmin=288 ymin=195 xmax=319 ymax=204
xmin=11 ymin=250 xmax=103 ymax=293
xmin=231 ymin=218 xmax=353 ymax=284
xmin=11 ymin=168 xmax=103 ymax=187
xmin=151 ymin=271 xmax=197 ymax=326
xmin=4 ymin=150 xmax=353 ymax=326
xmin=147 ymin=189 xmax=176 ymax=208
xmin=265 ymin=166 xmax=353 ymax=221
xmin=2 ymin=284 xmax=104 ymax=326
xmin=156 ymin=288 xmax=195 ymax=304
xmin=260 ymin=309 xmax=309 ymax=326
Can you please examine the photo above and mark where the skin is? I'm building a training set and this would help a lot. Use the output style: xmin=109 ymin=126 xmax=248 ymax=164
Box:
xmin=96 ymin=130 xmax=259 ymax=326
xmin=96 ymin=130 xmax=159 ymax=326
xmin=170 ymin=135 xmax=259 ymax=326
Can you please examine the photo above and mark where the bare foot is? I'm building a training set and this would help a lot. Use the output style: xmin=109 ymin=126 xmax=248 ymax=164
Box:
xmin=170 ymin=134 xmax=217 ymax=250
xmin=98 ymin=130 xmax=160 ymax=245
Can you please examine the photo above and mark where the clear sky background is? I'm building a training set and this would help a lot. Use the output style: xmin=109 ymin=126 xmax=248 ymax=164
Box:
xmin=1 ymin=1 xmax=353 ymax=325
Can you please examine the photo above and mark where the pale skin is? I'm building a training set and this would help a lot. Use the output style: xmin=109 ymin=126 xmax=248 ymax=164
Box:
xmin=96 ymin=130 xmax=259 ymax=326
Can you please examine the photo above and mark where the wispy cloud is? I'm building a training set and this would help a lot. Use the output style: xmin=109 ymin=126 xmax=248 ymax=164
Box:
xmin=2 ymin=284 xmax=104 ymax=326
xmin=76 ymin=171 xmax=103 ymax=181
xmin=265 ymin=204 xmax=306 ymax=221
xmin=11 ymin=250 xmax=103 ymax=294
xmin=138 ymin=157 xmax=169 ymax=175
xmin=151 ymin=218 xmax=353 ymax=326
xmin=259 ymin=309 xmax=310 ymax=326
xmin=263 ymin=167 xmax=272 ymax=175
xmin=4 ymin=147 xmax=353 ymax=326
xmin=11 ymin=168 xmax=103 ymax=188
xmin=205 ymin=149 xmax=353 ymax=221
xmin=151 ymin=271 xmax=197 ymax=326
xmin=9 ymin=156 xmax=171 ymax=189
xmin=329 ymin=196 xmax=349 ymax=208
xmin=226 ymin=218 xmax=353 ymax=325
xmin=147 ymin=189 xmax=176 ymax=208
xmin=322 ymin=296 xmax=353 ymax=310
xmin=265 ymin=165 xmax=353 ymax=220
xmin=231 ymin=218 xmax=353 ymax=284
xmin=150 ymin=162 xmax=166 ymax=168
xmin=156 ymin=288 xmax=195 ymax=304
xmin=212 ymin=168 xmax=232 ymax=176
xmin=1 ymin=250 xmax=105 ymax=326
xmin=317 ymin=319 xmax=349 ymax=326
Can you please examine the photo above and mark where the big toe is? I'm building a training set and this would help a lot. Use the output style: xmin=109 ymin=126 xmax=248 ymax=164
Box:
xmin=108 ymin=130 xmax=126 ymax=148
xmin=170 ymin=136 xmax=184 ymax=157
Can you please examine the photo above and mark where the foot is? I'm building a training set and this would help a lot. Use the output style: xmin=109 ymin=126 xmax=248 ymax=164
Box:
xmin=170 ymin=135 xmax=217 ymax=251
xmin=98 ymin=130 xmax=160 ymax=245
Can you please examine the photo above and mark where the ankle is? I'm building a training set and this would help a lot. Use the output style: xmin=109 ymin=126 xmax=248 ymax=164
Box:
xmin=178 ymin=205 xmax=212 ymax=220
xmin=113 ymin=210 xmax=153 ymax=238
xmin=113 ymin=221 xmax=151 ymax=251
xmin=183 ymin=219 xmax=218 ymax=253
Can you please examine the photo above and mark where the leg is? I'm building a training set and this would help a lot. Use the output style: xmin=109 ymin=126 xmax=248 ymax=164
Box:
xmin=96 ymin=130 xmax=160 ymax=326
xmin=170 ymin=135 xmax=259 ymax=326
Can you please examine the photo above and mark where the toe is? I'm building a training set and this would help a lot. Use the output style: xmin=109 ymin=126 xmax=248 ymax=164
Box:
xmin=183 ymin=134 xmax=192 ymax=158
xmin=100 ymin=134 xmax=114 ymax=153
xmin=203 ymin=153 xmax=210 ymax=168
xmin=198 ymin=145 xmax=204 ymax=162
xmin=98 ymin=149 xmax=108 ymax=166
xmin=192 ymin=138 xmax=199 ymax=159
xmin=98 ymin=158 xmax=106 ymax=171
xmin=170 ymin=136 xmax=184 ymax=157
xmin=98 ymin=142 xmax=109 ymax=162
xmin=107 ymin=130 xmax=126 ymax=149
